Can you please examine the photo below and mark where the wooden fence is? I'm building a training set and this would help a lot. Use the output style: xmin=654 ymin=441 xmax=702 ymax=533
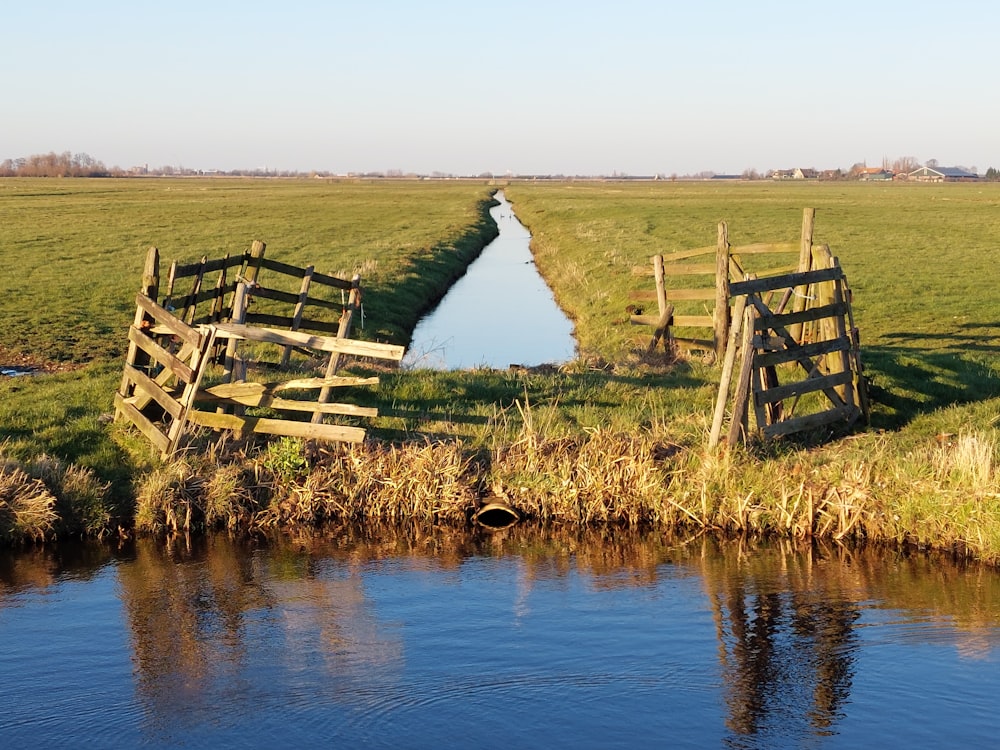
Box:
xmin=631 ymin=209 xmax=815 ymax=361
xmin=629 ymin=209 xmax=868 ymax=444
xmin=708 ymin=247 xmax=869 ymax=448
xmin=115 ymin=244 xmax=403 ymax=457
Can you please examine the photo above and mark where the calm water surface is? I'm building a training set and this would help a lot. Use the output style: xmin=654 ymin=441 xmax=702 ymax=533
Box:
xmin=1 ymin=528 xmax=998 ymax=748
xmin=404 ymin=191 xmax=576 ymax=370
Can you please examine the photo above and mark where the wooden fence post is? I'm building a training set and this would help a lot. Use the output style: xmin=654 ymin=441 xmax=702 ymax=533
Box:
xmin=223 ymin=282 xmax=249 ymax=385
xmin=312 ymin=274 xmax=362 ymax=424
xmin=714 ymin=222 xmax=731 ymax=362
xmin=245 ymin=240 xmax=266 ymax=285
xmin=709 ymin=292 xmax=749 ymax=449
xmin=727 ymin=302 xmax=757 ymax=448
xmin=115 ymin=247 xmax=159 ymax=422
xmin=789 ymin=208 xmax=815 ymax=343
xmin=653 ymin=254 xmax=667 ymax=318
xmin=281 ymin=264 xmax=315 ymax=367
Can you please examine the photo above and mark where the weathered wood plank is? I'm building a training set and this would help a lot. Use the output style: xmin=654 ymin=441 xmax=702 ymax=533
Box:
xmin=730 ymin=241 xmax=799 ymax=255
xmin=243 ymin=312 xmax=340 ymax=334
xmin=172 ymin=252 xmax=250 ymax=279
xmin=630 ymin=313 xmax=713 ymax=328
xmin=746 ymin=296 xmax=848 ymax=409
xmin=630 ymin=314 xmax=662 ymax=326
xmin=630 ymin=288 xmax=717 ymax=302
xmin=628 ymin=290 xmax=660 ymax=301
xmin=647 ymin=304 xmax=674 ymax=353
xmin=309 ymin=269 xmax=354 ymax=290
xmin=194 ymin=389 xmax=378 ymax=417
xmin=134 ymin=294 xmax=203 ymax=348
xmin=709 ymin=294 xmax=748 ymax=449
xmin=727 ymin=304 xmax=757 ymax=448
xmin=127 ymin=340 xmax=195 ymax=412
xmin=257 ymin=257 xmax=309 ymax=279
xmin=754 ymin=302 xmax=847 ymax=331
xmin=277 ymin=375 xmax=380 ymax=390
xmin=201 ymin=377 xmax=379 ymax=402
xmin=166 ymin=327 xmax=218 ymax=454
xmin=660 ymin=262 xmax=718 ymax=276
xmin=714 ymin=223 xmax=730 ymax=361
xmin=127 ymin=326 xmax=196 ymax=383
xmin=248 ymin=286 xmax=342 ymax=311
xmin=754 ymin=370 xmax=853 ymax=404
xmin=672 ymin=315 xmax=715 ymax=328
xmin=258 ymin=257 xmax=354 ymax=289
xmin=212 ymin=323 xmax=404 ymax=361
xmin=754 ymin=335 xmax=851 ymax=367
xmin=729 ymin=266 xmax=843 ymax=297
xmin=186 ymin=411 xmax=367 ymax=442
xmin=113 ymin=393 xmax=171 ymax=453
xmin=122 ymin=364 xmax=183 ymax=419
xmin=314 ymin=274 xmax=363 ymax=422
xmin=762 ymin=405 xmax=860 ymax=439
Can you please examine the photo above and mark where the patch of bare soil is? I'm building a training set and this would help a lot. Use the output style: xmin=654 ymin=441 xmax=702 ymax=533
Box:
xmin=0 ymin=346 xmax=82 ymax=376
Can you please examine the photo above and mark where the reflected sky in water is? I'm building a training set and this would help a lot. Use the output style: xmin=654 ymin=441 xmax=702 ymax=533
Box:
xmin=1 ymin=530 xmax=999 ymax=748
xmin=404 ymin=191 xmax=576 ymax=370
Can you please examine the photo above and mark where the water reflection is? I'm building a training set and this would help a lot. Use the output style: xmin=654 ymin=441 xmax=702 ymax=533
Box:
xmin=700 ymin=540 xmax=860 ymax=740
xmin=404 ymin=191 xmax=576 ymax=369
xmin=1 ymin=530 xmax=999 ymax=747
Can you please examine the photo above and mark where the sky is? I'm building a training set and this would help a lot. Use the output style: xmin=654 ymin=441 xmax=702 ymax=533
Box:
xmin=4 ymin=0 xmax=997 ymax=176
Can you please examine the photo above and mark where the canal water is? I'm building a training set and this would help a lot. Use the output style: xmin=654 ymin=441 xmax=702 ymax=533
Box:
xmin=1 ymin=527 xmax=998 ymax=748
xmin=403 ymin=191 xmax=576 ymax=370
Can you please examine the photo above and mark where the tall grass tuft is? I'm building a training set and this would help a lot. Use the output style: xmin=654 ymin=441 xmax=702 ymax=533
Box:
xmin=0 ymin=466 xmax=57 ymax=542
xmin=0 ymin=447 xmax=112 ymax=540
xmin=134 ymin=458 xmax=206 ymax=534
xmin=23 ymin=455 xmax=113 ymax=537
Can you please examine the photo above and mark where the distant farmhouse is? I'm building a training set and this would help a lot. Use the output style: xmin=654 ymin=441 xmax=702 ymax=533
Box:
xmin=772 ymin=168 xmax=818 ymax=180
xmin=857 ymin=166 xmax=894 ymax=181
xmin=906 ymin=165 xmax=979 ymax=182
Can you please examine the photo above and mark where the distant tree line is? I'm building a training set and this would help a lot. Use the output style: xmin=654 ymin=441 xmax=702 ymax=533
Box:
xmin=3 ymin=150 xmax=999 ymax=182
xmin=0 ymin=151 xmax=112 ymax=177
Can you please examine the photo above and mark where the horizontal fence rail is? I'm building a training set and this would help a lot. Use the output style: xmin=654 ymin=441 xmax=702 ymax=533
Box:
xmin=116 ymin=244 xmax=403 ymax=457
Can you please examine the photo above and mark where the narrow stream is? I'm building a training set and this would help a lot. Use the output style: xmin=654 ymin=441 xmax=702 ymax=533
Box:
xmin=403 ymin=191 xmax=576 ymax=370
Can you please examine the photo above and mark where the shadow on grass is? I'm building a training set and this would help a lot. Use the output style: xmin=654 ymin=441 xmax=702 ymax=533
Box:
xmin=362 ymin=360 xmax=706 ymax=443
xmin=863 ymin=340 xmax=999 ymax=430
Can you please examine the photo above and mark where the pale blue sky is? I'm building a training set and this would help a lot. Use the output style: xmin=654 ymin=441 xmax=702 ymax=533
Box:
xmin=4 ymin=1 xmax=996 ymax=175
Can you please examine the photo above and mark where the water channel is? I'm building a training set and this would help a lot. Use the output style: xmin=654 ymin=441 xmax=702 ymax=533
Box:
xmin=403 ymin=191 xmax=576 ymax=370
xmin=1 ymin=528 xmax=998 ymax=748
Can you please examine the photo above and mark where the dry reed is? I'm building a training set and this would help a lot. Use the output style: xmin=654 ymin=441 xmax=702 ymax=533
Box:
xmin=115 ymin=423 xmax=1000 ymax=564
xmin=0 ymin=447 xmax=112 ymax=541
xmin=0 ymin=466 xmax=58 ymax=542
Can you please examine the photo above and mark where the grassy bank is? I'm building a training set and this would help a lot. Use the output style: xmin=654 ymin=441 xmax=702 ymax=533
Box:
xmin=1 ymin=178 xmax=998 ymax=560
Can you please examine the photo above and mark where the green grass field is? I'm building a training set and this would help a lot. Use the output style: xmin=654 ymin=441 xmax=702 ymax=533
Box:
xmin=503 ymin=180 xmax=1000 ymax=427
xmin=1 ymin=177 xmax=998 ymax=558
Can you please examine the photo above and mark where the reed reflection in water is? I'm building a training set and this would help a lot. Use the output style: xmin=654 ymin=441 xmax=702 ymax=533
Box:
xmin=1 ymin=528 xmax=999 ymax=747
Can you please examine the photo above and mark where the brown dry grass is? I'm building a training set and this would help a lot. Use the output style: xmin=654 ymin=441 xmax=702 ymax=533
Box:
xmin=123 ymin=422 xmax=1000 ymax=563
xmin=0 ymin=466 xmax=57 ymax=542
xmin=0 ymin=448 xmax=112 ymax=541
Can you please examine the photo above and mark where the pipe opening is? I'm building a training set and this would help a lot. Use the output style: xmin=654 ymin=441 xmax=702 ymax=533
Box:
xmin=474 ymin=501 xmax=521 ymax=530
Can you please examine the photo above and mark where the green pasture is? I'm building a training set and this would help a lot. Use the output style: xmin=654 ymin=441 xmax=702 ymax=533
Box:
xmin=1 ymin=177 xmax=998 ymax=555
xmin=504 ymin=180 xmax=1000 ymax=428
xmin=0 ymin=177 xmax=497 ymax=361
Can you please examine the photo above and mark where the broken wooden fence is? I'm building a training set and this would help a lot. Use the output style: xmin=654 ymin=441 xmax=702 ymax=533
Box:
xmin=631 ymin=208 xmax=816 ymax=361
xmin=708 ymin=248 xmax=869 ymax=448
xmin=115 ymin=245 xmax=402 ymax=458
